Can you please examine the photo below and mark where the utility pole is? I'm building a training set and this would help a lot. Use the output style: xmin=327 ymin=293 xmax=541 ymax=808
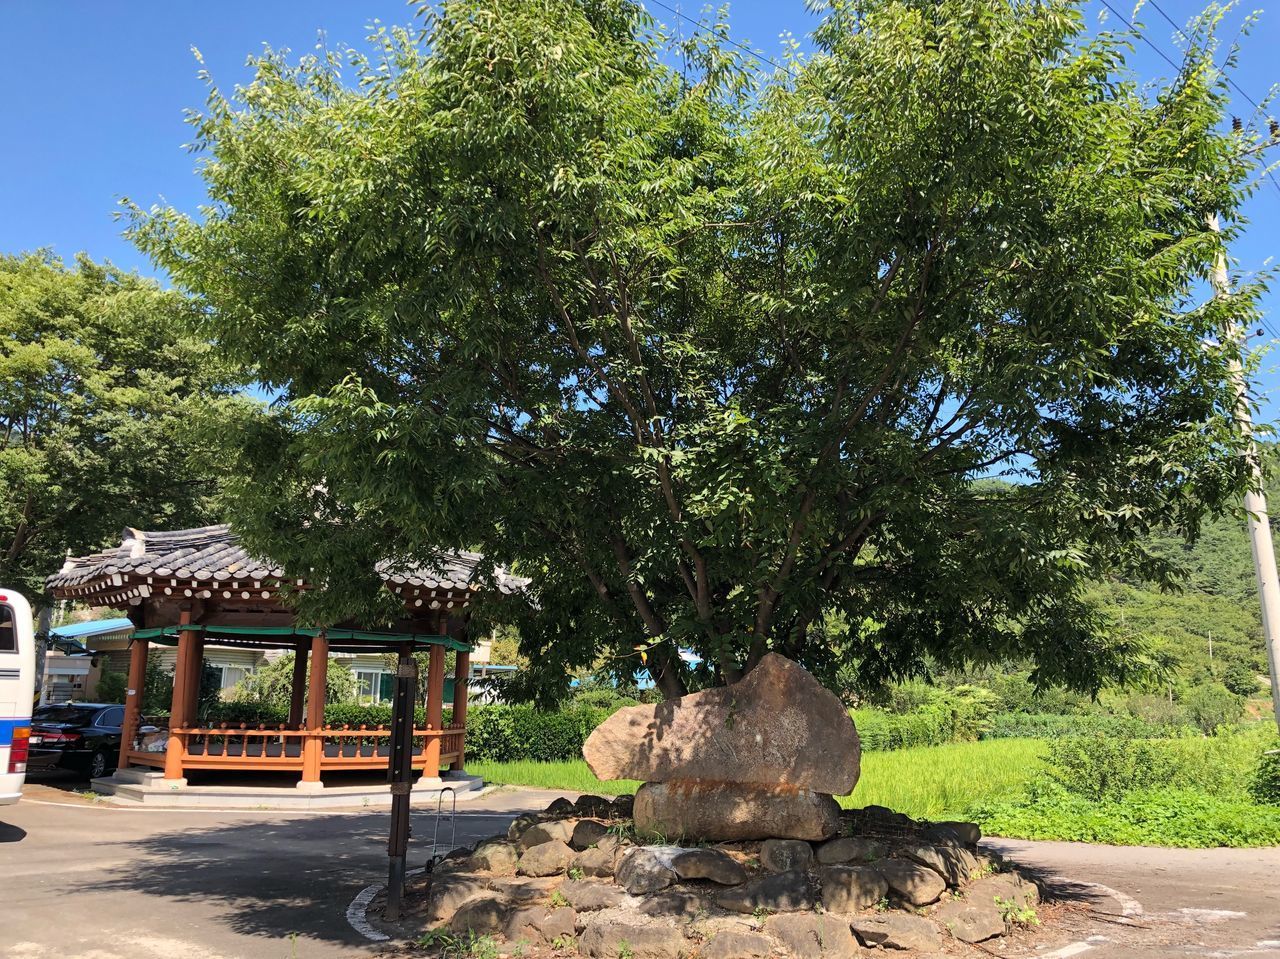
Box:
xmin=1207 ymin=211 xmax=1280 ymax=731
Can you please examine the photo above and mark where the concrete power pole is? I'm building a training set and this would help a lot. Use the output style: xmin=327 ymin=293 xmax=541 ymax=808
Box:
xmin=1207 ymin=212 xmax=1280 ymax=731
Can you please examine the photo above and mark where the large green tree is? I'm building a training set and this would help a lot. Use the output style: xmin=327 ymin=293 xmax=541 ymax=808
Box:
xmin=129 ymin=0 xmax=1267 ymax=700
xmin=0 ymin=252 xmax=236 ymax=601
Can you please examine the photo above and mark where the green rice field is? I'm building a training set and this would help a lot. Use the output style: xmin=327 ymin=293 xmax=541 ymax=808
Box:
xmin=469 ymin=737 xmax=1046 ymax=821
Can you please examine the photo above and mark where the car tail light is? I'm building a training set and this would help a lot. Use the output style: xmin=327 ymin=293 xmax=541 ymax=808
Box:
xmin=8 ymin=727 xmax=29 ymax=773
xmin=39 ymin=731 xmax=82 ymax=744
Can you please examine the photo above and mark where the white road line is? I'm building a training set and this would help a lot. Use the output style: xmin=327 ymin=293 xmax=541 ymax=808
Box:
xmin=1047 ymin=874 xmax=1144 ymax=917
xmin=1038 ymin=943 xmax=1096 ymax=959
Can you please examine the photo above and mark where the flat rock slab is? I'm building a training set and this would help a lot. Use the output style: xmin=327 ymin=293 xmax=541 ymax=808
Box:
xmin=701 ymin=929 xmax=776 ymax=959
xmin=671 ymin=848 xmax=747 ymax=885
xmin=761 ymin=838 xmax=814 ymax=873
xmin=518 ymin=839 xmax=575 ymax=876
xmin=851 ymin=913 xmax=943 ymax=951
xmin=876 ymin=859 xmax=947 ymax=906
xmin=820 ymin=864 xmax=888 ymax=913
xmin=583 ymin=653 xmax=860 ymax=794
xmin=579 ymin=918 xmax=690 ymax=958
xmin=817 ymin=836 xmax=887 ymax=865
xmin=634 ymin=781 xmax=841 ymax=842
xmin=560 ymin=880 xmax=628 ymax=912
xmin=715 ymin=870 xmax=814 ymax=914
xmin=615 ymin=846 xmax=683 ymax=895
xmin=933 ymin=899 xmax=1007 ymax=943
xmin=767 ymin=913 xmax=861 ymax=958
xmin=448 ymin=895 xmax=509 ymax=935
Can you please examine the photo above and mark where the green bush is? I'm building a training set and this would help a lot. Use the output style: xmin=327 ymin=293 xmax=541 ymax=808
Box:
xmin=1249 ymin=748 xmax=1280 ymax=806
xmin=985 ymin=712 xmax=1191 ymax=740
xmin=95 ymin=668 xmax=127 ymax=704
xmin=972 ymin=782 xmax=1280 ymax=847
xmin=853 ymin=685 xmax=997 ymax=751
xmin=465 ymin=705 xmax=609 ymax=763
xmin=1182 ymin=683 xmax=1245 ymax=735
xmin=1044 ymin=734 xmax=1177 ymax=802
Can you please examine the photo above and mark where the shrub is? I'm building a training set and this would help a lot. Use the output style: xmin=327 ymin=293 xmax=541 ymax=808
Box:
xmin=972 ymin=783 xmax=1280 ymax=848
xmin=852 ymin=706 xmax=954 ymax=751
xmin=1044 ymin=734 xmax=1176 ymax=802
xmin=1182 ymin=683 xmax=1245 ymax=735
xmin=985 ymin=712 xmax=1191 ymax=740
xmin=95 ymin=668 xmax=127 ymax=703
xmin=1249 ymin=748 xmax=1280 ymax=806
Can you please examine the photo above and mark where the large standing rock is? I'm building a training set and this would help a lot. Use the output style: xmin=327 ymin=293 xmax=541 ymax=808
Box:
xmin=634 ymin=781 xmax=841 ymax=842
xmin=583 ymin=654 xmax=860 ymax=794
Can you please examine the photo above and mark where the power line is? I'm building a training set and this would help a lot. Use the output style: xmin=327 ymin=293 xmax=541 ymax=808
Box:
xmin=1143 ymin=0 xmax=1269 ymax=115
xmin=645 ymin=0 xmax=796 ymax=78
xmin=1097 ymin=0 xmax=1280 ymax=201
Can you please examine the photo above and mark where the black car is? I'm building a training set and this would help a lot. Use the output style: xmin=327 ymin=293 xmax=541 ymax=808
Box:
xmin=28 ymin=703 xmax=125 ymax=779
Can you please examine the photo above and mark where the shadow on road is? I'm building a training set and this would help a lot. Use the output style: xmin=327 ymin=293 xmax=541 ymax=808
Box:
xmin=0 ymin=821 xmax=27 ymax=843
xmin=72 ymin=804 xmax=530 ymax=948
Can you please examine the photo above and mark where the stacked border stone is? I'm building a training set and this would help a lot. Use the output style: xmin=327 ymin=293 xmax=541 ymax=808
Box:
xmin=395 ymin=794 xmax=1042 ymax=956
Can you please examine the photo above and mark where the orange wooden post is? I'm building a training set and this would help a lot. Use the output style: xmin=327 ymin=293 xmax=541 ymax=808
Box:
xmin=185 ymin=633 xmax=205 ymax=726
xmin=118 ymin=633 xmax=149 ymax=772
xmin=300 ymin=631 xmax=329 ymax=786
xmin=423 ymin=644 xmax=445 ymax=776
xmin=164 ymin=611 xmax=195 ymax=782
xmin=288 ymin=637 xmax=311 ymax=728
xmin=450 ymin=649 xmax=470 ymax=771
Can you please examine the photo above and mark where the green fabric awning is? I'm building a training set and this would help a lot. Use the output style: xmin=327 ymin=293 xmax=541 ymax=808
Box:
xmin=132 ymin=624 xmax=471 ymax=652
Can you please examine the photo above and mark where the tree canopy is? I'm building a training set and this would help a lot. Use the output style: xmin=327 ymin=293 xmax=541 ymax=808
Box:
xmin=0 ymin=252 xmax=238 ymax=602
xmin=128 ymin=0 xmax=1268 ymax=700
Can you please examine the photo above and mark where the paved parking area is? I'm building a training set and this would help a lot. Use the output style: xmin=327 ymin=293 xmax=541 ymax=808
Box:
xmin=0 ymin=779 xmax=544 ymax=959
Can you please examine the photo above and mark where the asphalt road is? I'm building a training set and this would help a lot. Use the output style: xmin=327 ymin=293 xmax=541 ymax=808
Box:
xmin=2 ymin=778 xmax=1279 ymax=959
xmin=0 ymin=780 xmax=545 ymax=959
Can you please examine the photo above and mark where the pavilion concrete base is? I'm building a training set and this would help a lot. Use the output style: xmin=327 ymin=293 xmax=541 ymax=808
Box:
xmin=92 ymin=767 xmax=486 ymax=809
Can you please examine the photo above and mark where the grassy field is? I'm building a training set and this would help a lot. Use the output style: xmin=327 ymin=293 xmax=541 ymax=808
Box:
xmin=469 ymin=737 xmax=1045 ymax=821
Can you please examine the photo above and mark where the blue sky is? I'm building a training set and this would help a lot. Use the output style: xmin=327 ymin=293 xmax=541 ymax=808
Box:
xmin=1 ymin=0 xmax=1277 ymax=413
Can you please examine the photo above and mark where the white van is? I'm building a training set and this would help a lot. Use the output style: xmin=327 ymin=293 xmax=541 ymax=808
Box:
xmin=0 ymin=590 xmax=35 ymax=804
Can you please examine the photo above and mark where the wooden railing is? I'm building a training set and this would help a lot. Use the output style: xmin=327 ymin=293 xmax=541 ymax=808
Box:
xmin=125 ymin=722 xmax=465 ymax=777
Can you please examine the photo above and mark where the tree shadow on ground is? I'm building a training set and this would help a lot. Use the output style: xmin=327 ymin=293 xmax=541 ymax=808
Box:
xmin=73 ymin=804 xmax=535 ymax=950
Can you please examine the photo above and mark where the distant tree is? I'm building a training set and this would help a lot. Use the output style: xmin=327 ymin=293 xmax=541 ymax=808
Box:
xmin=1182 ymin=682 xmax=1245 ymax=734
xmin=1223 ymin=660 xmax=1262 ymax=697
xmin=130 ymin=0 xmax=1266 ymax=701
xmin=0 ymin=252 xmax=240 ymax=601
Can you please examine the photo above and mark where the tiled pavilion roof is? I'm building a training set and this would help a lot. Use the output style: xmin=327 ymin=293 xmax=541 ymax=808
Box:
xmin=48 ymin=524 xmax=527 ymax=610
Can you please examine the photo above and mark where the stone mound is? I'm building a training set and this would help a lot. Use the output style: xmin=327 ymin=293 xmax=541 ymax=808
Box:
xmin=388 ymin=794 xmax=1047 ymax=957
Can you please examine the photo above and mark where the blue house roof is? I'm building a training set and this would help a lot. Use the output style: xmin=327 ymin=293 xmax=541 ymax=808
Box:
xmin=50 ymin=617 xmax=134 ymax=639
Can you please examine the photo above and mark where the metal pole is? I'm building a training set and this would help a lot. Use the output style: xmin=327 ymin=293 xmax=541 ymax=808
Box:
xmin=1207 ymin=212 xmax=1280 ymax=731
xmin=383 ymin=648 xmax=418 ymax=921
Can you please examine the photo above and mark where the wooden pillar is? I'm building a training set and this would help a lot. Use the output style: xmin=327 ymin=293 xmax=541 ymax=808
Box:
xmin=450 ymin=649 xmax=470 ymax=771
xmin=288 ymin=637 xmax=311 ymax=728
xmin=164 ymin=610 xmax=195 ymax=782
xmin=118 ymin=633 xmax=149 ymax=772
xmin=423 ymin=644 xmax=445 ymax=776
xmin=185 ymin=633 xmax=205 ymax=726
xmin=300 ymin=631 xmax=329 ymax=786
